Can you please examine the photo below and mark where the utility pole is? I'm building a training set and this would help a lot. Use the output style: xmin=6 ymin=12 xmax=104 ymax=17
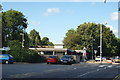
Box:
xmin=100 ymin=24 xmax=102 ymax=64
xmin=20 ymin=33 xmax=25 ymax=48
xmin=100 ymin=23 xmax=107 ymax=64
xmin=0 ymin=15 xmax=2 ymax=54
xmin=92 ymin=39 xmax=95 ymax=60
xmin=20 ymin=33 xmax=25 ymax=62
xmin=118 ymin=1 xmax=120 ymax=38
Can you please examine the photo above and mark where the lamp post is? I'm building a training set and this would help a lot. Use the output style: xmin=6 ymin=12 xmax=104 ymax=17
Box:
xmin=92 ymin=39 xmax=95 ymax=60
xmin=20 ymin=33 xmax=25 ymax=48
xmin=20 ymin=33 xmax=25 ymax=62
xmin=100 ymin=23 xmax=107 ymax=64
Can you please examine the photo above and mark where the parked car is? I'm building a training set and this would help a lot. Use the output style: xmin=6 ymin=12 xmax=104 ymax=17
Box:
xmin=95 ymin=56 xmax=102 ymax=61
xmin=47 ymin=56 xmax=60 ymax=64
xmin=0 ymin=54 xmax=14 ymax=64
xmin=106 ymin=57 xmax=112 ymax=63
xmin=113 ymin=56 xmax=120 ymax=63
xmin=61 ymin=55 xmax=74 ymax=65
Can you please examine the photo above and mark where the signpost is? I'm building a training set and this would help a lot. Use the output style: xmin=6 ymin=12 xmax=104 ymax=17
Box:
xmin=83 ymin=47 xmax=86 ymax=62
xmin=94 ymin=50 xmax=97 ymax=60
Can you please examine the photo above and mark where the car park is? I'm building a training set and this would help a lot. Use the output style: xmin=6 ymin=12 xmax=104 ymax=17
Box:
xmin=47 ymin=56 xmax=60 ymax=64
xmin=0 ymin=54 xmax=14 ymax=64
xmin=61 ymin=55 xmax=74 ymax=65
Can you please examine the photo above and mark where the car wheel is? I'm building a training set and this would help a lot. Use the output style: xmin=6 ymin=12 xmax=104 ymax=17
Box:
xmin=5 ymin=61 xmax=9 ymax=64
xmin=47 ymin=62 xmax=49 ymax=64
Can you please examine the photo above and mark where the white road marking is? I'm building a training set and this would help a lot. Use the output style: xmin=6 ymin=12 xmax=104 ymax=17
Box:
xmin=75 ymin=68 xmax=104 ymax=78
xmin=98 ymin=65 xmax=106 ymax=67
xmin=104 ymin=67 xmax=107 ymax=69
xmin=107 ymin=65 xmax=112 ymax=68
xmin=75 ymin=65 xmax=111 ymax=78
xmin=9 ymin=72 xmax=36 ymax=78
xmin=97 ymin=69 xmax=100 ymax=71
xmin=74 ymin=68 xmax=77 ymax=69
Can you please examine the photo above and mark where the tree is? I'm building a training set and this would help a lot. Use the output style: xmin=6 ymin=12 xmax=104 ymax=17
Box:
xmin=41 ymin=37 xmax=49 ymax=45
xmin=2 ymin=9 xmax=28 ymax=47
xmin=63 ymin=22 xmax=118 ymax=57
xmin=5 ymin=40 xmax=46 ymax=63
xmin=63 ymin=29 xmax=78 ymax=49
xmin=29 ymin=29 xmax=41 ymax=46
xmin=0 ymin=4 xmax=2 ymax=11
xmin=41 ymin=37 xmax=54 ymax=46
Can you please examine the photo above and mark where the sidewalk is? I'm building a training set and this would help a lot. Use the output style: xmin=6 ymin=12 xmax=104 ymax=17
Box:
xmin=86 ymin=60 xmax=120 ymax=64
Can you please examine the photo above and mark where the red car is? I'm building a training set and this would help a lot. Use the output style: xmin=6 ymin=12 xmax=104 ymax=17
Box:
xmin=47 ymin=56 xmax=60 ymax=64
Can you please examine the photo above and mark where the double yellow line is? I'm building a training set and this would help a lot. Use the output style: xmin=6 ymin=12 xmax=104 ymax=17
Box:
xmin=113 ymin=74 xmax=120 ymax=80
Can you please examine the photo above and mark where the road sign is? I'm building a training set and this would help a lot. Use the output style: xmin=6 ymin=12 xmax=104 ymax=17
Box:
xmin=94 ymin=50 xmax=97 ymax=54
xmin=83 ymin=47 xmax=86 ymax=54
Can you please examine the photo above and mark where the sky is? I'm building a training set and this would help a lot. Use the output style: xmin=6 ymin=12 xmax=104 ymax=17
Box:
xmin=2 ymin=2 xmax=119 ymax=44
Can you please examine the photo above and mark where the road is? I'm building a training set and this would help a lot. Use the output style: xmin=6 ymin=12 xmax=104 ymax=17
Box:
xmin=2 ymin=62 xmax=120 ymax=80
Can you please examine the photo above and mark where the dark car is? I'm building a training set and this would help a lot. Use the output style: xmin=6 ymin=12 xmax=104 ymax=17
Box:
xmin=47 ymin=56 xmax=60 ymax=64
xmin=61 ymin=55 xmax=74 ymax=65
xmin=0 ymin=54 xmax=14 ymax=64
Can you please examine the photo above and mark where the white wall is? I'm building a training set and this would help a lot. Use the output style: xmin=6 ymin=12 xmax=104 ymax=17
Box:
xmin=54 ymin=46 xmax=63 ymax=48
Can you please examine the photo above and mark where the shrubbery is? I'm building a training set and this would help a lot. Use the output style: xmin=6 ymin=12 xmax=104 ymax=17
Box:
xmin=4 ymin=40 xmax=46 ymax=63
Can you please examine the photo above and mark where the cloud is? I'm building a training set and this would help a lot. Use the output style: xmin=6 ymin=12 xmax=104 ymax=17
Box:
xmin=43 ymin=8 xmax=60 ymax=16
xmin=31 ymin=21 xmax=41 ymax=26
xmin=106 ymin=25 xmax=113 ymax=30
xmin=111 ymin=12 xmax=118 ymax=21
xmin=106 ymin=25 xmax=118 ymax=36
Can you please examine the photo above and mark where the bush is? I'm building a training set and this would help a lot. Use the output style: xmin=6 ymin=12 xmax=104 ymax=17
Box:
xmin=4 ymin=40 xmax=46 ymax=63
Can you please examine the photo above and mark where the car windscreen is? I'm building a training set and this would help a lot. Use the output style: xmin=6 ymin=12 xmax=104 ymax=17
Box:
xmin=9 ymin=55 xmax=13 ymax=58
xmin=115 ymin=57 xmax=120 ymax=59
xmin=62 ymin=56 xmax=71 ymax=59
xmin=49 ymin=56 xmax=57 ymax=58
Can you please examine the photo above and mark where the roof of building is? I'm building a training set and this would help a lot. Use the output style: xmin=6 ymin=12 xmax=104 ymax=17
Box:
xmin=29 ymin=48 xmax=67 ymax=52
xmin=54 ymin=44 xmax=64 ymax=46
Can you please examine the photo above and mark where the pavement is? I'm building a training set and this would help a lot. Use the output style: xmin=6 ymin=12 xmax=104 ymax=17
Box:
xmin=86 ymin=60 xmax=120 ymax=64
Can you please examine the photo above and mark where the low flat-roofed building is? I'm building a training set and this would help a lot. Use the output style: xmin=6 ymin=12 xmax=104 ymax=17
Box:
xmin=29 ymin=44 xmax=83 ymax=62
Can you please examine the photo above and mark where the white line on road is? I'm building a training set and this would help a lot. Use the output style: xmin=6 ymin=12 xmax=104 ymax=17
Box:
xmin=9 ymin=72 xmax=36 ymax=78
xmin=98 ymin=65 xmax=106 ymax=67
xmin=107 ymin=65 xmax=113 ymax=68
xmin=75 ymin=67 xmax=108 ymax=78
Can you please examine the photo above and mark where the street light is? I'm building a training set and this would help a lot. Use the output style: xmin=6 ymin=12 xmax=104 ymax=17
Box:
xmin=20 ymin=33 xmax=25 ymax=62
xmin=92 ymin=39 xmax=95 ymax=60
xmin=100 ymin=23 xmax=107 ymax=64
xmin=20 ymin=33 xmax=25 ymax=48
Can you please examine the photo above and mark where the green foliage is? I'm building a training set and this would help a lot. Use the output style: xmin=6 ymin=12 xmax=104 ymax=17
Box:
xmin=41 ymin=37 xmax=54 ymax=46
xmin=5 ymin=40 xmax=46 ymax=63
xmin=63 ymin=22 xmax=119 ymax=57
xmin=0 ymin=4 xmax=2 ymax=11
xmin=41 ymin=37 xmax=49 ymax=45
xmin=2 ymin=9 xmax=28 ymax=47
xmin=48 ymin=42 xmax=54 ymax=46
xmin=29 ymin=29 xmax=41 ymax=46
xmin=2 ymin=9 xmax=48 ymax=63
